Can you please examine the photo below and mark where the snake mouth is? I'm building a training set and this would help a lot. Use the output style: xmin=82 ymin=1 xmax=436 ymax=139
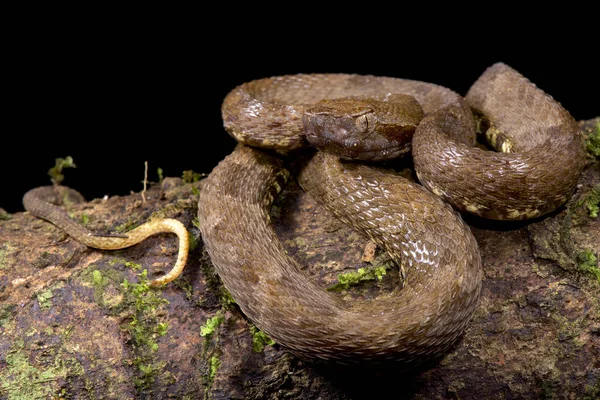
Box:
xmin=305 ymin=128 xmax=411 ymax=161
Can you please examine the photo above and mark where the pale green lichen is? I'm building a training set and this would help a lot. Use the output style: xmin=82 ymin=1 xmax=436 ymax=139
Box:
xmin=249 ymin=324 xmax=276 ymax=353
xmin=81 ymin=264 xmax=125 ymax=309
xmin=48 ymin=156 xmax=76 ymax=185
xmin=0 ymin=339 xmax=81 ymax=399
xmin=577 ymin=249 xmax=599 ymax=282
xmin=327 ymin=264 xmax=388 ymax=292
xmin=36 ymin=289 xmax=54 ymax=310
xmin=0 ymin=304 xmax=15 ymax=328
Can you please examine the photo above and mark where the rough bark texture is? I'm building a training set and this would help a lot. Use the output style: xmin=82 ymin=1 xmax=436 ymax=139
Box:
xmin=0 ymin=119 xmax=598 ymax=399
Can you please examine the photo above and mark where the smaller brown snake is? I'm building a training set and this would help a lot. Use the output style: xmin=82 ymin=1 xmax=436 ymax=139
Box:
xmin=23 ymin=185 xmax=189 ymax=287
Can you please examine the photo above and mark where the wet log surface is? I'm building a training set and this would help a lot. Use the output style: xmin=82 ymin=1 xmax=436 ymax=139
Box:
xmin=0 ymin=119 xmax=598 ymax=399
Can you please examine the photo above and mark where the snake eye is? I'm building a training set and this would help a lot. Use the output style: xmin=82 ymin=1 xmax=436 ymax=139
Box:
xmin=355 ymin=113 xmax=374 ymax=133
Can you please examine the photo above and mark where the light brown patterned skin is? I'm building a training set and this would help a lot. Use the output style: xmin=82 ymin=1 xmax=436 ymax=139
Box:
xmin=201 ymin=63 xmax=585 ymax=365
xmin=198 ymin=146 xmax=482 ymax=364
xmin=222 ymin=73 xmax=476 ymax=153
xmin=413 ymin=63 xmax=586 ymax=220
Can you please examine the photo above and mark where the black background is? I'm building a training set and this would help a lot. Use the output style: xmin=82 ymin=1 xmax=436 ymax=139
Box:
xmin=2 ymin=19 xmax=598 ymax=213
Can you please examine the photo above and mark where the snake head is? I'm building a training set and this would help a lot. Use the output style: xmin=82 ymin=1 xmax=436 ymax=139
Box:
xmin=303 ymin=95 xmax=423 ymax=161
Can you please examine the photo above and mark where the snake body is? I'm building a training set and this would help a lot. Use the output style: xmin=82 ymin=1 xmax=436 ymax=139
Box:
xmin=199 ymin=63 xmax=585 ymax=364
xmin=23 ymin=63 xmax=585 ymax=365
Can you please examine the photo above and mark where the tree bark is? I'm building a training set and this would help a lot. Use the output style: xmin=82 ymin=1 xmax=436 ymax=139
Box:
xmin=1 ymin=119 xmax=598 ymax=399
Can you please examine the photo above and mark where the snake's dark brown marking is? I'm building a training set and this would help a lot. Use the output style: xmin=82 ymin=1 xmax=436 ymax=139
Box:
xmin=198 ymin=63 xmax=585 ymax=364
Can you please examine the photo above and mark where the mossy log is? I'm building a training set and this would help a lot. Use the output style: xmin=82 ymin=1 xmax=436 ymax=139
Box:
xmin=1 ymin=119 xmax=599 ymax=399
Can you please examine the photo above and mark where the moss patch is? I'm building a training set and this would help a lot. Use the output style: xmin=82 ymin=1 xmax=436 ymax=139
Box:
xmin=0 ymin=338 xmax=83 ymax=399
xmin=48 ymin=156 xmax=76 ymax=185
xmin=579 ymin=184 xmax=600 ymax=218
xmin=114 ymin=217 xmax=142 ymax=234
xmin=0 ymin=208 xmax=11 ymax=220
xmin=181 ymin=170 xmax=205 ymax=183
xmin=0 ymin=304 xmax=15 ymax=328
xmin=327 ymin=264 xmax=388 ymax=292
xmin=577 ymin=249 xmax=599 ymax=282
xmin=120 ymin=269 xmax=170 ymax=390
xmin=36 ymin=289 xmax=54 ymax=310
xmin=585 ymin=120 xmax=600 ymax=159
xmin=200 ymin=313 xmax=224 ymax=340
xmin=209 ymin=355 xmax=220 ymax=381
xmin=249 ymin=324 xmax=276 ymax=353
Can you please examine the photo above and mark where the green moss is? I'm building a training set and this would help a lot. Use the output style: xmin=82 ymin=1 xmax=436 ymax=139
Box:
xmin=192 ymin=217 xmax=201 ymax=230
xmin=182 ymin=170 xmax=205 ymax=183
xmin=108 ymin=258 xmax=143 ymax=271
xmin=200 ymin=313 xmax=224 ymax=339
xmin=48 ymin=156 xmax=76 ymax=185
xmin=585 ymin=120 xmax=600 ymax=158
xmin=120 ymin=269 xmax=170 ymax=390
xmin=0 ymin=208 xmax=11 ymax=220
xmin=157 ymin=167 xmax=164 ymax=183
xmin=220 ymin=289 xmax=237 ymax=308
xmin=91 ymin=269 xmax=110 ymax=305
xmin=92 ymin=269 xmax=103 ymax=287
xmin=173 ymin=277 xmax=195 ymax=301
xmin=209 ymin=355 xmax=220 ymax=381
xmin=581 ymin=185 xmax=600 ymax=218
xmin=327 ymin=264 xmax=388 ymax=292
xmin=249 ymin=324 xmax=276 ymax=353
xmin=192 ymin=185 xmax=200 ymax=197
xmin=0 ymin=304 xmax=15 ymax=328
xmin=124 ymin=261 xmax=143 ymax=271
xmin=36 ymin=289 xmax=54 ymax=310
xmin=577 ymin=249 xmax=600 ymax=282
xmin=80 ymin=213 xmax=90 ymax=227
xmin=113 ymin=217 xmax=141 ymax=234
xmin=133 ymin=361 xmax=167 ymax=390
xmin=188 ymin=231 xmax=199 ymax=252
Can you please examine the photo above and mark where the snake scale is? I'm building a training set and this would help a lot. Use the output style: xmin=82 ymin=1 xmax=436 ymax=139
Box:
xmin=198 ymin=63 xmax=585 ymax=364
xmin=24 ymin=63 xmax=585 ymax=365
